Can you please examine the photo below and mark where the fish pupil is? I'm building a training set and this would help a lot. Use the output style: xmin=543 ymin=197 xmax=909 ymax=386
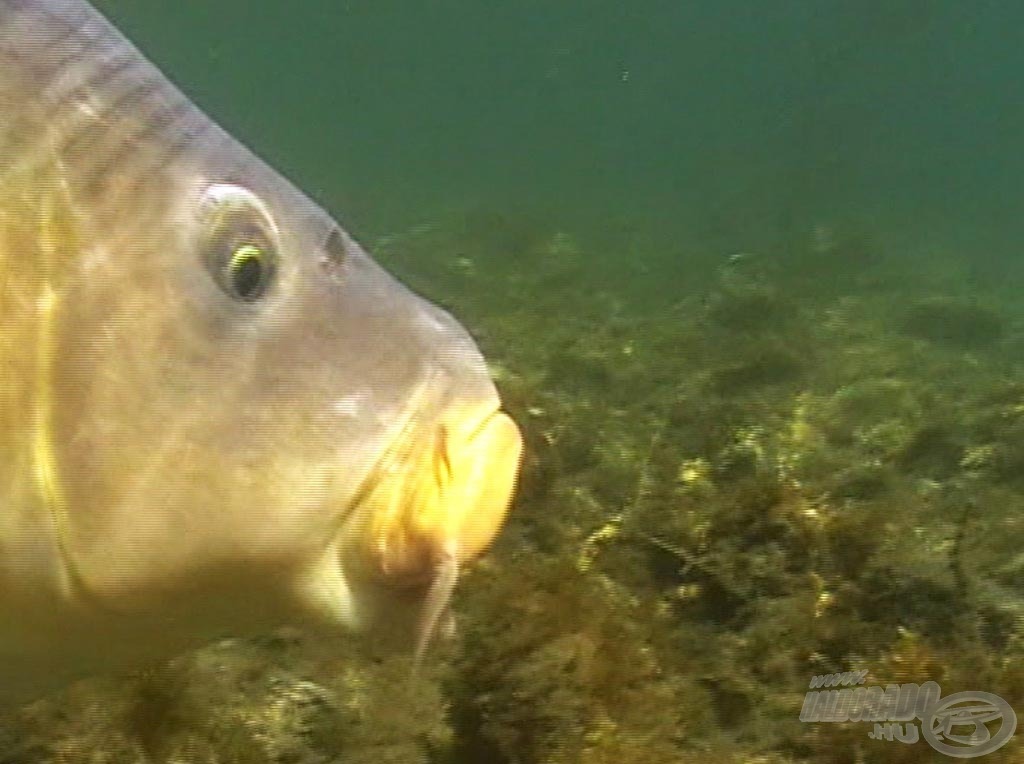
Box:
xmin=228 ymin=244 xmax=268 ymax=301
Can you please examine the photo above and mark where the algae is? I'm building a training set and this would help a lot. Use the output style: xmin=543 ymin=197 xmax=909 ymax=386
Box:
xmin=4 ymin=211 xmax=1024 ymax=763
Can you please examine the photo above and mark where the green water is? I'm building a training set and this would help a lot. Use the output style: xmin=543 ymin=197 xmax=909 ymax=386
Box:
xmin=8 ymin=2 xmax=1024 ymax=762
xmin=93 ymin=1 xmax=1024 ymax=262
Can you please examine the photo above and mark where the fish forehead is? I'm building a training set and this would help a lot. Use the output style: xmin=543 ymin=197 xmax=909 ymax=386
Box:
xmin=0 ymin=0 xmax=508 ymax=703
xmin=2 ymin=0 xmax=330 ymax=271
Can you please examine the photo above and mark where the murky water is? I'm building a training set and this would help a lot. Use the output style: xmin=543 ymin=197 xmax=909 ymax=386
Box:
xmin=6 ymin=1 xmax=1024 ymax=761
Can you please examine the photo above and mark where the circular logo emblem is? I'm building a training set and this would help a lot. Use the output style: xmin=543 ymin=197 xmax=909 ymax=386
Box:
xmin=922 ymin=691 xmax=1017 ymax=758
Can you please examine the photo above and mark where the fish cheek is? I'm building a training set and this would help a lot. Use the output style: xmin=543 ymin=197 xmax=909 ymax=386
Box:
xmin=47 ymin=241 xmax=353 ymax=613
xmin=46 ymin=274 xmax=256 ymax=606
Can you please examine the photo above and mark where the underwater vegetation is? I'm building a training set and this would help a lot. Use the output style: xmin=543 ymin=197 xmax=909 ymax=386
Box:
xmin=4 ymin=211 xmax=1024 ymax=763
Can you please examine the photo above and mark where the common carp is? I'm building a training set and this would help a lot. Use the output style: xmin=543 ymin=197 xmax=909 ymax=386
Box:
xmin=0 ymin=0 xmax=522 ymax=705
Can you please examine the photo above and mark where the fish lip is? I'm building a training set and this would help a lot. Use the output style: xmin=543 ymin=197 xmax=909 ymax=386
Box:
xmin=340 ymin=380 xmax=521 ymax=593
xmin=324 ymin=399 xmax=520 ymax=649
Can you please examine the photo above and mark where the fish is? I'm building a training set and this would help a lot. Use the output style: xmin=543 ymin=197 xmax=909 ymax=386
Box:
xmin=0 ymin=0 xmax=522 ymax=706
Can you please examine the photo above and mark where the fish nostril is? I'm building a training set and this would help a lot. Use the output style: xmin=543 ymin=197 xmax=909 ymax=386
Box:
xmin=318 ymin=227 xmax=348 ymax=280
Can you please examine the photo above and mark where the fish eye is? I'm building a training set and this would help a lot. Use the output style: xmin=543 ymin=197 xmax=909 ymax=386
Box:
xmin=198 ymin=183 xmax=279 ymax=303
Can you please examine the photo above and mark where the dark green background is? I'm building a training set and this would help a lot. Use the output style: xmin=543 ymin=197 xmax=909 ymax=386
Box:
xmin=92 ymin=1 xmax=1024 ymax=262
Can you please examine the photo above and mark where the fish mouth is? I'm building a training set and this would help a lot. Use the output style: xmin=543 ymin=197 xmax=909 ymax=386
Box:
xmin=344 ymin=398 xmax=522 ymax=656
xmin=357 ymin=404 xmax=522 ymax=583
